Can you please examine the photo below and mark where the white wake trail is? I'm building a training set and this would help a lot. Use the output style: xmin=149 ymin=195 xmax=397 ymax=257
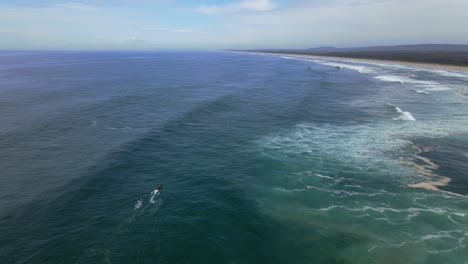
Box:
xmin=150 ymin=190 xmax=160 ymax=204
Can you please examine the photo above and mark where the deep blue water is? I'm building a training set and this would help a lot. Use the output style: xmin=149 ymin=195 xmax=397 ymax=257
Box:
xmin=1 ymin=51 xmax=468 ymax=263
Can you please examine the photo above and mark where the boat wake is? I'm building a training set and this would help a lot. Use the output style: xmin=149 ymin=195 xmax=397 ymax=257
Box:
xmin=134 ymin=199 xmax=142 ymax=210
xmin=150 ymin=190 xmax=160 ymax=204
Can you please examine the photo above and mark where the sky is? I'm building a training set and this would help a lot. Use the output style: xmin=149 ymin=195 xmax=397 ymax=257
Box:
xmin=1 ymin=0 xmax=468 ymax=50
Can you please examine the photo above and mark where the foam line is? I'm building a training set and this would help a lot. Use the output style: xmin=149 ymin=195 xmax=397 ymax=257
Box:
xmin=405 ymin=144 xmax=465 ymax=197
xmin=375 ymin=75 xmax=405 ymax=83
xmin=413 ymin=89 xmax=429 ymax=94
xmin=314 ymin=61 xmax=374 ymax=74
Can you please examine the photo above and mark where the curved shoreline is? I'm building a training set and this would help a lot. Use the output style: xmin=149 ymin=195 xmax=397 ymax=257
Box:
xmin=308 ymin=55 xmax=468 ymax=73
xmin=247 ymin=51 xmax=468 ymax=73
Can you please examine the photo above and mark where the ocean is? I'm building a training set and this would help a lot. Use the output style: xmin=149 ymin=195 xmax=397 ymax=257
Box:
xmin=1 ymin=51 xmax=468 ymax=263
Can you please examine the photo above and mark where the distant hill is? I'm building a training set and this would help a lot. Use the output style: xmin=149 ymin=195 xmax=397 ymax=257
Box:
xmin=307 ymin=44 xmax=468 ymax=52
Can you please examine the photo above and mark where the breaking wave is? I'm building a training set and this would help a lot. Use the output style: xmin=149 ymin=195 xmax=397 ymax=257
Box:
xmin=413 ymin=89 xmax=429 ymax=94
xmin=313 ymin=60 xmax=375 ymax=74
xmin=375 ymin=75 xmax=405 ymax=83
xmin=392 ymin=106 xmax=416 ymax=121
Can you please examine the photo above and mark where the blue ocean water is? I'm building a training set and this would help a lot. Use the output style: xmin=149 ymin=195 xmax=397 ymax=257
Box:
xmin=1 ymin=51 xmax=468 ymax=263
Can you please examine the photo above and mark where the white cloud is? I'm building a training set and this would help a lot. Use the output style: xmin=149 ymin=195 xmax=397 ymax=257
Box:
xmin=198 ymin=0 xmax=276 ymax=14
xmin=1 ymin=0 xmax=468 ymax=50
xmin=0 ymin=3 xmax=157 ymax=50
xmin=143 ymin=27 xmax=206 ymax=34
xmin=129 ymin=36 xmax=145 ymax=43
xmin=205 ymin=0 xmax=468 ymax=48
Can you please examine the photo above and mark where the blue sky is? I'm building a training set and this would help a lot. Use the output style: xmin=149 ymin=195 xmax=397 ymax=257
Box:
xmin=1 ymin=0 xmax=467 ymax=50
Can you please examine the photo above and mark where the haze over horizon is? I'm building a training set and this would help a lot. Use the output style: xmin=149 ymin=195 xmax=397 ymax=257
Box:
xmin=1 ymin=0 xmax=468 ymax=50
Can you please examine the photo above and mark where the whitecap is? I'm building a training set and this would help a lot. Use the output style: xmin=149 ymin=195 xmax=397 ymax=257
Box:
xmin=447 ymin=215 xmax=460 ymax=225
xmin=424 ymin=86 xmax=451 ymax=91
xmin=256 ymin=117 xmax=468 ymax=199
xmin=453 ymin=213 xmax=466 ymax=217
xmin=413 ymin=89 xmax=429 ymax=94
xmin=375 ymin=75 xmax=439 ymax=86
xmin=344 ymin=184 xmax=363 ymax=189
xmin=315 ymin=173 xmax=334 ymax=180
xmin=315 ymin=61 xmax=374 ymax=74
xmin=392 ymin=106 xmax=416 ymax=121
xmin=375 ymin=75 xmax=405 ymax=83
xmin=425 ymin=69 xmax=468 ymax=79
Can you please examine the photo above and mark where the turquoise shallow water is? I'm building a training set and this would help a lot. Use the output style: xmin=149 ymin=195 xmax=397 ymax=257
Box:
xmin=1 ymin=51 xmax=468 ymax=263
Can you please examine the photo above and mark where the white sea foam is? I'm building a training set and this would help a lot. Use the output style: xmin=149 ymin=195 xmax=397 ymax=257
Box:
xmin=374 ymin=217 xmax=400 ymax=225
xmin=344 ymin=184 xmax=363 ymax=189
xmin=150 ymin=189 xmax=159 ymax=204
xmin=424 ymin=86 xmax=452 ymax=91
xmin=425 ymin=69 xmax=468 ymax=79
xmin=299 ymin=55 xmax=468 ymax=85
xmin=413 ymin=89 xmax=429 ymax=94
xmin=447 ymin=215 xmax=460 ymax=225
xmin=257 ymin=113 xmax=468 ymax=199
xmin=315 ymin=61 xmax=374 ymax=74
xmin=315 ymin=173 xmax=334 ymax=180
xmin=334 ymin=63 xmax=453 ymax=92
xmin=105 ymin=126 xmax=134 ymax=131
xmin=301 ymin=185 xmax=388 ymax=197
xmin=314 ymin=57 xmax=468 ymax=80
xmin=367 ymin=61 xmax=468 ymax=81
xmin=375 ymin=75 xmax=405 ymax=83
xmin=279 ymin=55 xmax=308 ymax=62
xmin=259 ymin=122 xmax=450 ymax=173
xmin=392 ymin=106 xmax=416 ymax=121
xmin=276 ymin=56 xmax=464 ymax=98
xmin=364 ymin=62 xmax=416 ymax=70
xmin=453 ymin=212 xmax=466 ymax=217
xmin=368 ymin=230 xmax=468 ymax=255
xmin=358 ymin=60 xmax=468 ymax=80
xmin=317 ymin=205 xmax=447 ymax=215
xmin=309 ymin=57 xmax=457 ymax=93
xmin=375 ymin=75 xmax=440 ymax=87
xmin=420 ymin=230 xmax=466 ymax=241
xmin=134 ymin=200 xmax=142 ymax=209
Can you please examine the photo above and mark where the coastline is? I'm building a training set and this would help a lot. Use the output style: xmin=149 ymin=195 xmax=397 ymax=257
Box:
xmin=309 ymin=55 xmax=468 ymax=72
xmin=249 ymin=51 xmax=468 ymax=196
xmin=303 ymin=53 xmax=468 ymax=196
xmin=250 ymin=51 xmax=468 ymax=73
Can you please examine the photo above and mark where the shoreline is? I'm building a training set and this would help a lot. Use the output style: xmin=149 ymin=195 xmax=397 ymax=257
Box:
xmin=250 ymin=51 xmax=468 ymax=73
xmin=309 ymin=55 xmax=468 ymax=72
xmin=250 ymin=51 xmax=468 ymax=196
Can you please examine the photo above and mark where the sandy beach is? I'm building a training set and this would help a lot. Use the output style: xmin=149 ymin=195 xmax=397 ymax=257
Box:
xmin=292 ymin=54 xmax=468 ymax=73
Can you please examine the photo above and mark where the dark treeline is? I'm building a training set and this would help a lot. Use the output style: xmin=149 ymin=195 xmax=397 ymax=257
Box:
xmin=243 ymin=50 xmax=468 ymax=67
